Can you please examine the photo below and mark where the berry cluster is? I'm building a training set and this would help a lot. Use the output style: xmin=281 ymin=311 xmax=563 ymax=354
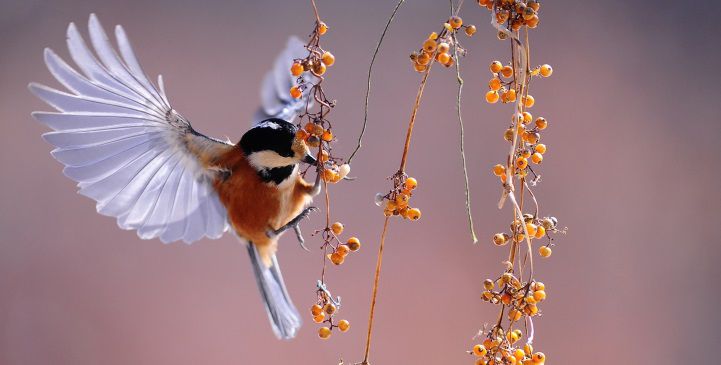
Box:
xmin=325 ymin=222 xmax=362 ymax=266
xmin=376 ymin=176 xmax=421 ymax=221
xmin=289 ymin=21 xmax=333 ymax=99
xmin=296 ymin=123 xmax=350 ymax=184
xmin=311 ymin=284 xmax=351 ymax=340
xmin=409 ymin=16 xmax=476 ymax=72
xmin=470 ymin=1 xmax=565 ymax=364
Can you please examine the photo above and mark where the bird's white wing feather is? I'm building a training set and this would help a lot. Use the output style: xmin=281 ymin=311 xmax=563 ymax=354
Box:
xmin=30 ymin=14 xmax=230 ymax=244
xmin=253 ymin=36 xmax=317 ymax=124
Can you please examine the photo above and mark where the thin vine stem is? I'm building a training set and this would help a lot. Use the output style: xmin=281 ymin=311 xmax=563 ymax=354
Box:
xmin=451 ymin=31 xmax=478 ymax=243
xmin=347 ymin=0 xmax=406 ymax=165
xmin=360 ymin=216 xmax=390 ymax=365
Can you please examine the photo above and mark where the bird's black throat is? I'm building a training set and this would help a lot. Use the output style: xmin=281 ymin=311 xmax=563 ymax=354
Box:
xmin=258 ymin=164 xmax=296 ymax=185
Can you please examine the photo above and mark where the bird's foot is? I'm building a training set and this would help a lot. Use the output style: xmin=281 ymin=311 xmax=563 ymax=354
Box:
xmin=266 ymin=207 xmax=318 ymax=251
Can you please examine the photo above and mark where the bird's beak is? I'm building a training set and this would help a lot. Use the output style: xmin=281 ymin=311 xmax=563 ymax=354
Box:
xmin=303 ymin=153 xmax=317 ymax=165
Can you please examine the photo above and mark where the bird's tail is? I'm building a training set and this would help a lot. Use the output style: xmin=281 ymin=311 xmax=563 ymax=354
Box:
xmin=246 ymin=243 xmax=301 ymax=339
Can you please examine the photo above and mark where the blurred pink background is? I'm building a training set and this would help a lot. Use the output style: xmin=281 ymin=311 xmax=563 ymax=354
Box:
xmin=1 ymin=0 xmax=720 ymax=364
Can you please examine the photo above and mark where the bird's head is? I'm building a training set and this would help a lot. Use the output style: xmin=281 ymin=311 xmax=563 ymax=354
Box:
xmin=240 ymin=119 xmax=316 ymax=175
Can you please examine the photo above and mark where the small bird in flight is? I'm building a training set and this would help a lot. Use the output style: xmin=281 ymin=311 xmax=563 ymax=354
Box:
xmin=30 ymin=14 xmax=321 ymax=339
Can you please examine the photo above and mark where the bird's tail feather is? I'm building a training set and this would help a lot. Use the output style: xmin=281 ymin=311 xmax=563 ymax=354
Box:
xmin=246 ymin=244 xmax=301 ymax=339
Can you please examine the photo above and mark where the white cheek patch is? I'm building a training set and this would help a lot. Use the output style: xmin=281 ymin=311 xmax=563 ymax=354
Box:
xmin=257 ymin=120 xmax=281 ymax=130
xmin=248 ymin=150 xmax=298 ymax=169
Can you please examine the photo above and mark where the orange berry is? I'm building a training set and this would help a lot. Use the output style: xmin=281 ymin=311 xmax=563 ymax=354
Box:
xmin=531 ymin=152 xmax=543 ymax=164
xmin=516 ymin=157 xmax=528 ymax=169
xmin=534 ymin=144 xmax=547 ymax=154
xmin=493 ymin=233 xmax=507 ymax=246
xmin=522 ymin=112 xmax=533 ymax=124
xmin=321 ymin=51 xmax=335 ymax=66
xmin=320 ymin=150 xmax=330 ymax=163
xmin=296 ymin=129 xmax=309 ymax=141
xmin=514 ymin=349 xmax=526 ymax=361
xmin=526 ymin=15 xmax=539 ymax=28
xmin=428 ymin=32 xmax=439 ymax=40
xmin=437 ymin=42 xmax=450 ymax=54
xmin=437 ymin=52 xmax=451 ymax=65
xmin=489 ymin=78 xmax=502 ymax=91
xmin=331 ymin=222 xmax=344 ymax=235
xmin=483 ymin=338 xmax=494 ymax=350
xmin=533 ymin=281 xmax=545 ymax=291
xmin=486 ymin=90 xmax=500 ymax=103
xmin=465 ymin=25 xmax=477 ymax=36
xmin=506 ymin=88 xmax=517 ymax=102
xmin=313 ymin=62 xmax=327 ymax=75
xmin=404 ymin=177 xmax=418 ymax=190
xmin=539 ymin=245 xmax=552 ymax=257
xmin=473 ymin=344 xmax=488 ymax=357
xmin=533 ymin=290 xmax=547 ymax=302
xmin=493 ymin=164 xmax=506 ymax=176
xmin=291 ymin=62 xmax=304 ymax=76
xmin=346 ymin=237 xmax=361 ymax=251
xmin=532 ymin=352 xmax=545 ymax=363
xmin=407 ymin=208 xmax=422 ymax=221
xmin=523 ymin=94 xmax=535 ymax=107
xmin=290 ymin=86 xmax=302 ymax=99
xmin=329 ymin=252 xmax=345 ymax=265
xmin=508 ymin=309 xmax=522 ymax=321
xmin=535 ymin=117 xmax=547 ymax=130
xmin=443 ymin=22 xmax=453 ymax=31
xmin=501 ymin=65 xmax=514 ymax=78
xmin=324 ymin=303 xmax=336 ymax=315
xmin=490 ymin=60 xmax=503 ymax=73
xmin=413 ymin=63 xmax=427 ymax=73
xmin=318 ymin=22 xmax=328 ymax=35
xmin=338 ymin=319 xmax=350 ymax=332
xmin=395 ymin=193 xmax=410 ymax=206
xmin=313 ymin=313 xmax=326 ymax=323
xmin=501 ymin=293 xmax=512 ymax=305
xmin=321 ymin=130 xmax=334 ymax=142
xmin=525 ymin=223 xmax=538 ymax=237
xmin=524 ymin=344 xmax=534 ymax=355
xmin=423 ymin=39 xmax=437 ymax=53
xmin=539 ymin=64 xmax=553 ymax=77
xmin=318 ymin=326 xmax=331 ymax=339
xmin=417 ymin=52 xmax=431 ymax=65
xmin=525 ymin=132 xmax=540 ymax=144
xmin=528 ymin=0 xmax=540 ymax=11
xmin=336 ymin=244 xmax=350 ymax=256
xmin=535 ymin=225 xmax=546 ymax=238
xmin=483 ymin=279 xmax=495 ymax=290
xmin=449 ymin=16 xmax=463 ymax=29
xmin=311 ymin=304 xmax=323 ymax=316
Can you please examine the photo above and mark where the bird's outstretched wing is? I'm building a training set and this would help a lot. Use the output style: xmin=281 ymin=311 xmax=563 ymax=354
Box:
xmin=253 ymin=36 xmax=316 ymax=124
xmin=30 ymin=14 xmax=232 ymax=243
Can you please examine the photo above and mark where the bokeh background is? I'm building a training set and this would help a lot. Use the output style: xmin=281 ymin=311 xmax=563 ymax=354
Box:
xmin=2 ymin=0 xmax=720 ymax=364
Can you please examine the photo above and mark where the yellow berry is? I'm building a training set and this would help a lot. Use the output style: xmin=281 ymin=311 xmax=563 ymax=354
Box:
xmin=493 ymin=233 xmax=507 ymax=246
xmin=318 ymin=326 xmax=331 ymax=339
xmin=539 ymin=245 xmax=552 ymax=257
xmin=535 ymin=117 xmax=547 ymax=130
xmin=331 ymin=222 xmax=344 ymax=235
xmin=404 ymin=177 xmax=418 ymax=190
xmin=465 ymin=25 xmax=477 ymax=36
xmin=321 ymin=51 xmax=335 ymax=66
xmin=533 ymin=281 xmax=545 ymax=291
xmin=407 ymin=208 xmax=422 ymax=221
xmin=522 ymin=111 xmax=533 ymax=124
xmin=290 ymin=86 xmax=302 ymax=99
xmin=483 ymin=279 xmax=495 ymax=290
xmin=489 ymin=78 xmax=502 ymax=91
xmin=539 ymin=64 xmax=553 ymax=77
xmin=338 ymin=319 xmax=350 ymax=332
xmin=428 ymin=32 xmax=439 ymax=40
xmin=516 ymin=157 xmax=528 ymax=169
xmin=514 ymin=348 xmax=526 ymax=361
xmin=291 ymin=62 xmax=304 ymax=76
xmin=490 ymin=60 xmax=503 ymax=73
xmin=525 ymin=223 xmax=537 ymax=237
xmin=444 ymin=22 xmax=453 ymax=31
xmin=531 ymin=152 xmax=543 ymax=164
xmin=506 ymin=89 xmax=517 ymax=102
xmin=473 ymin=344 xmax=488 ymax=357
xmin=534 ymin=144 xmax=547 ymax=154
xmin=318 ymin=22 xmax=328 ymax=35
xmin=533 ymin=290 xmax=547 ymax=302
xmin=534 ymin=225 xmax=546 ymax=238
xmin=486 ymin=90 xmax=500 ymax=104
xmin=508 ymin=309 xmax=522 ymax=321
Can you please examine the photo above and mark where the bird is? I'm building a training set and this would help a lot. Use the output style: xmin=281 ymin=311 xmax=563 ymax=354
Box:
xmin=29 ymin=14 xmax=322 ymax=340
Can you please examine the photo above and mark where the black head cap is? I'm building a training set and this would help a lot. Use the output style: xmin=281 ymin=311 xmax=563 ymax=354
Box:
xmin=240 ymin=118 xmax=298 ymax=157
